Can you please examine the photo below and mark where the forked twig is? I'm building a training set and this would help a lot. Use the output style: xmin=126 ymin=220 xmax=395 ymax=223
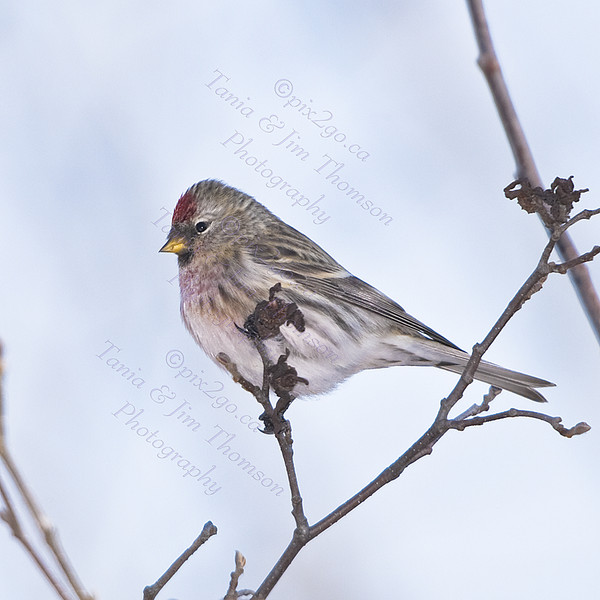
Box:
xmin=0 ymin=477 xmax=74 ymax=600
xmin=450 ymin=409 xmax=591 ymax=438
xmin=223 ymin=196 xmax=594 ymax=597
xmin=466 ymin=0 xmax=600 ymax=342
xmin=0 ymin=342 xmax=94 ymax=600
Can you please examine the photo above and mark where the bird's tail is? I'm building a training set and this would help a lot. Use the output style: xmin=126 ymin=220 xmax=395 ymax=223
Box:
xmin=390 ymin=337 xmax=555 ymax=402
xmin=438 ymin=359 xmax=554 ymax=402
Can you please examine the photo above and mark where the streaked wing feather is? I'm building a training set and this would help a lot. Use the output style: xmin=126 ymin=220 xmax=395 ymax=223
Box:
xmin=253 ymin=236 xmax=462 ymax=350
xmin=300 ymin=274 xmax=463 ymax=350
xmin=251 ymin=236 xmax=554 ymax=399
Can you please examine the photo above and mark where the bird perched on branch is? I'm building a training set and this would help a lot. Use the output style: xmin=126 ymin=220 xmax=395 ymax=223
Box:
xmin=160 ymin=179 xmax=553 ymax=402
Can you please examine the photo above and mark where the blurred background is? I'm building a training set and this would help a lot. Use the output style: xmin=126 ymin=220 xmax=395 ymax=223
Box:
xmin=1 ymin=1 xmax=598 ymax=598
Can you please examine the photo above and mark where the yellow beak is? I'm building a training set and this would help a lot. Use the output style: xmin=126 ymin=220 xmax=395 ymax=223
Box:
xmin=159 ymin=236 xmax=189 ymax=255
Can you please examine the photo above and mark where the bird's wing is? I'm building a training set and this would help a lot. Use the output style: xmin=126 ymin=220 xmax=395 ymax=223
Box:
xmin=252 ymin=236 xmax=462 ymax=350
xmin=301 ymin=272 xmax=462 ymax=350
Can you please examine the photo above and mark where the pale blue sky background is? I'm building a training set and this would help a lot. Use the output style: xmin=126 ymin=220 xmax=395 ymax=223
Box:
xmin=1 ymin=1 xmax=598 ymax=599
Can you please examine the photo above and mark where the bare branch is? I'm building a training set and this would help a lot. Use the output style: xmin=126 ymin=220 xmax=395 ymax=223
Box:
xmin=244 ymin=202 xmax=594 ymax=598
xmin=1 ymin=342 xmax=94 ymax=600
xmin=466 ymin=0 xmax=600 ymax=343
xmin=224 ymin=551 xmax=247 ymax=600
xmin=217 ymin=353 xmax=264 ymax=403
xmin=550 ymin=246 xmax=600 ymax=274
xmin=0 ymin=477 xmax=74 ymax=600
xmin=450 ymin=408 xmax=591 ymax=438
xmin=437 ymin=244 xmax=552 ymax=420
xmin=453 ymin=385 xmax=502 ymax=420
xmin=232 ymin=286 xmax=310 ymax=532
xmin=253 ymin=535 xmax=306 ymax=600
xmin=559 ymin=207 xmax=600 ymax=232
xmin=143 ymin=521 xmax=218 ymax=600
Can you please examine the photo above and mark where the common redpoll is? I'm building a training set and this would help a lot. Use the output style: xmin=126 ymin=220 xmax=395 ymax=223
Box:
xmin=160 ymin=180 xmax=553 ymax=402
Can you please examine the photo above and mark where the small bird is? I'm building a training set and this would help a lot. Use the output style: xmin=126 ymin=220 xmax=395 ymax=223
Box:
xmin=160 ymin=179 xmax=554 ymax=402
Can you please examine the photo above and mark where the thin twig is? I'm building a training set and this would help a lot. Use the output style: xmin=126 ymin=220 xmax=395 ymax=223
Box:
xmin=220 ymin=291 xmax=310 ymax=534
xmin=249 ymin=203 xmax=594 ymax=599
xmin=1 ymin=449 xmax=92 ymax=599
xmin=450 ymin=408 xmax=591 ymax=438
xmin=0 ymin=342 xmax=93 ymax=600
xmin=0 ymin=476 xmax=74 ymax=600
xmin=560 ymin=207 xmax=600 ymax=232
xmin=466 ymin=0 xmax=600 ymax=343
xmin=437 ymin=233 xmax=558 ymax=421
xmin=143 ymin=521 xmax=218 ymax=600
xmin=274 ymin=431 xmax=308 ymax=531
xmin=251 ymin=348 xmax=309 ymax=532
xmin=253 ymin=535 xmax=307 ymax=600
xmin=224 ymin=551 xmax=247 ymax=600
xmin=453 ymin=385 xmax=501 ymax=420
xmin=550 ymin=246 xmax=600 ymax=274
xmin=217 ymin=353 xmax=264 ymax=404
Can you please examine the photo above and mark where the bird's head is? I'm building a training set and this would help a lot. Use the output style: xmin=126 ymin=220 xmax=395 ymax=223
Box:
xmin=160 ymin=180 xmax=274 ymax=268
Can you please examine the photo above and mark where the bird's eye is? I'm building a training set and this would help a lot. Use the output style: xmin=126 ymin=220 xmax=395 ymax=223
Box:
xmin=195 ymin=221 xmax=209 ymax=233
